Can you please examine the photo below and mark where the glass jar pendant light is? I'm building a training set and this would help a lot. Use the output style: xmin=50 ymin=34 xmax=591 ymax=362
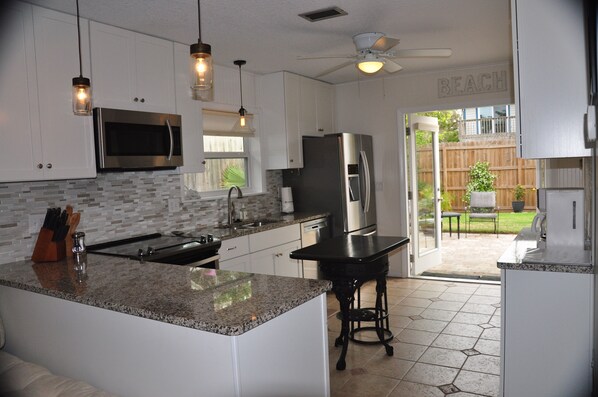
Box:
xmin=190 ymin=0 xmax=213 ymax=101
xmin=72 ymin=0 xmax=92 ymax=115
xmin=234 ymin=60 xmax=254 ymax=132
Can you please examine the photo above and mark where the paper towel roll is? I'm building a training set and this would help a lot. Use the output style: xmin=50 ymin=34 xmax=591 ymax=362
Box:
xmin=281 ymin=187 xmax=294 ymax=213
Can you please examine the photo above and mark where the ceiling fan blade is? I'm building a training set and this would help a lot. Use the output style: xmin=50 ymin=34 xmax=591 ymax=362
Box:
xmin=393 ymin=48 xmax=453 ymax=58
xmin=383 ymin=60 xmax=403 ymax=74
xmin=371 ymin=36 xmax=400 ymax=52
xmin=315 ymin=60 xmax=355 ymax=78
xmin=297 ymin=55 xmax=356 ymax=60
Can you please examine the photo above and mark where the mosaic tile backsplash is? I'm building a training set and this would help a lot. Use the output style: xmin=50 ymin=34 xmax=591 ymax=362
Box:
xmin=0 ymin=170 xmax=283 ymax=265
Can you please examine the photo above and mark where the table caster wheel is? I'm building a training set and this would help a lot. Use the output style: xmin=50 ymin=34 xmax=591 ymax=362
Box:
xmin=385 ymin=345 xmax=394 ymax=356
xmin=336 ymin=360 xmax=346 ymax=370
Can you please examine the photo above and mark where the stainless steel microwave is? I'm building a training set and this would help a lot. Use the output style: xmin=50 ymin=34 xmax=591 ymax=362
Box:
xmin=93 ymin=108 xmax=183 ymax=171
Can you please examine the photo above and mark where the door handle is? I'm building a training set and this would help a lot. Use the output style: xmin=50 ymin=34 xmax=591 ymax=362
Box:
xmin=166 ymin=119 xmax=174 ymax=161
xmin=360 ymin=150 xmax=371 ymax=213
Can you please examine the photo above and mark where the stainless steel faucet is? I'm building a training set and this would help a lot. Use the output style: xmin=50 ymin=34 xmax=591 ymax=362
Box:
xmin=227 ymin=186 xmax=243 ymax=226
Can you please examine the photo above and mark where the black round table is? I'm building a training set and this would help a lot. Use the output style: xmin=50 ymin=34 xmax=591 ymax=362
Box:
xmin=290 ymin=235 xmax=409 ymax=370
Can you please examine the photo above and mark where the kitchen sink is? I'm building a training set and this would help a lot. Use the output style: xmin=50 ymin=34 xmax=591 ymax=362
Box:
xmin=238 ymin=219 xmax=279 ymax=229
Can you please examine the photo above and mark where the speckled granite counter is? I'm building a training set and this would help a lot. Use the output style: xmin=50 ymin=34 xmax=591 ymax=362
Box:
xmin=0 ymin=255 xmax=331 ymax=336
xmin=497 ymin=228 xmax=592 ymax=274
xmin=168 ymin=212 xmax=329 ymax=240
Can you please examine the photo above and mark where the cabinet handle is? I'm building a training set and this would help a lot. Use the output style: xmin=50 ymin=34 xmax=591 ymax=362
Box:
xmin=37 ymin=163 xmax=43 ymax=169
xmin=290 ymin=159 xmax=294 ymax=163
xmin=201 ymin=160 xmax=206 ymax=165
xmin=318 ymin=128 xmax=324 ymax=132
xmin=46 ymin=163 xmax=52 ymax=169
xmin=227 ymin=246 xmax=237 ymax=251
xmin=140 ymin=98 xmax=145 ymax=103
xmin=134 ymin=97 xmax=139 ymax=102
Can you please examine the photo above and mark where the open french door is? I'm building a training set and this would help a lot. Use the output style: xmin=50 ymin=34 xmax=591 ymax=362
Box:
xmin=407 ymin=114 xmax=441 ymax=276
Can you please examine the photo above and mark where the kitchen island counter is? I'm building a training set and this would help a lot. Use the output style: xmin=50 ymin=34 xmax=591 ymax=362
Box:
xmin=0 ymin=256 xmax=332 ymax=397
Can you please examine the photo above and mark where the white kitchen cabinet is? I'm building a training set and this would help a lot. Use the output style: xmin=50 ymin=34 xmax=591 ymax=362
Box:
xmin=258 ymin=72 xmax=335 ymax=169
xmin=501 ymin=269 xmax=592 ymax=396
xmin=511 ymin=0 xmax=590 ymax=158
xmin=90 ymin=21 xmax=175 ymax=113
xmin=218 ymin=235 xmax=250 ymax=262
xmin=219 ymin=254 xmax=251 ymax=272
xmin=173 ymin=43 xmax=205 ymax=173
xmin=0 ymin=3 xmax=96 ymax=182
xmin=249 ymin=240 xmax=302 ymax=277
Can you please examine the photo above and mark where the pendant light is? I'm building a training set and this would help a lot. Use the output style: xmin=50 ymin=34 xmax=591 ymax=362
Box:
xmin=357 ymin=53 xmax=384 ymax=74
xmin=72 ymin=0 xmax=92 ymax=115
xmin=190 ymin=0 xmax=213 ymax=101
xmin=233 ymin=60 xmax=254 ymax=133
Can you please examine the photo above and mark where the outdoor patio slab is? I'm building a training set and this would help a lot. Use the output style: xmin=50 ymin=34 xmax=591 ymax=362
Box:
xmin=420 ymin=233 xmax=516 ymax=281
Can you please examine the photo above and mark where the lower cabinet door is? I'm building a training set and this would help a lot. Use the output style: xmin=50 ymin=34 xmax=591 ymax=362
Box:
xmin=274 ymin=240 xmax=302 ymax=278
xmin=249 ymin=248 xmax=276 ymax=276
xmin=219 ymin=254 xmax=251 ymax=272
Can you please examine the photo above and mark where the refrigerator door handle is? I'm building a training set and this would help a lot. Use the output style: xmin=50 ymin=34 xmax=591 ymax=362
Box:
xmin=360 ymin=150 xmax=371 ymax=213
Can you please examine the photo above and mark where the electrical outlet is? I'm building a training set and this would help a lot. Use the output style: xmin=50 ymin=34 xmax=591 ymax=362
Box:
xmin=28 ymin=214 xmax=43 ymax=234
xmin=168 ymin=198 xmax=181 ymax=213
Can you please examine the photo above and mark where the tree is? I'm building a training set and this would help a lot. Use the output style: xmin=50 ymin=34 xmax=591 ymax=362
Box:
xmin=414 ymin=110 xmax=461 ymax=145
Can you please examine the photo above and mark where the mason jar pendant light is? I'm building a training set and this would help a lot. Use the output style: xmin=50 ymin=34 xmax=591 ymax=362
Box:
xmin=234 ymin=60 xmax=248 ymax=128
xmin=190 ymin=0 xmax=213 ymax=101
xmin=72 ymin=0 xmax=92 ymax=115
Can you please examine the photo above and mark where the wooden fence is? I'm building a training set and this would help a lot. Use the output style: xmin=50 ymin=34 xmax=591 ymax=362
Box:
xmin=416 ymin=137 xmax=537 ymax=212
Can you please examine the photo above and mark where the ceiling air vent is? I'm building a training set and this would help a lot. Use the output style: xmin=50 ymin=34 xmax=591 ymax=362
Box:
xmin=298 ymin=6 xmax=347 ymax=22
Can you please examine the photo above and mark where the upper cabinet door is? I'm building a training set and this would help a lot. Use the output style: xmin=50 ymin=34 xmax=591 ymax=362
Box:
xmin=33 ymin=7 xmax=96 ymax=179
xmin=0 ymin=2 xmax=43 ymax=182
xmin=299 ymin=77 xmax=317 ymax=135
xmin=512 ymin=0 xmax=591 ymax=158
xmin=316 ymin=83 xmax=335 ymax=135
xmin=90 ymin=21 xmax=175 ymax=113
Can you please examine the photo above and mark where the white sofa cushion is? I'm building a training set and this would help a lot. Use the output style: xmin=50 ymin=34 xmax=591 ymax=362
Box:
xmin=0 ymin=350 xmax=117 ymax=397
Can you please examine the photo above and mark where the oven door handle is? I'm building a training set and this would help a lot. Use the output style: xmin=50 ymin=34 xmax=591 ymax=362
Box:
xmin=190 ymin=254 xmax=220 ymax=268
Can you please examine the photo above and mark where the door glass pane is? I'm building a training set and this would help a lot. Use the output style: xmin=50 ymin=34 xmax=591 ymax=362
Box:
xmin=416 ymin=130 xmax=438 ymax=255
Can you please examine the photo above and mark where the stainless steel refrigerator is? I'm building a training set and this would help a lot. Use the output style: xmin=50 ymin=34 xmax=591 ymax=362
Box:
xmin=283 ymin=133 xmax=377 ymax=236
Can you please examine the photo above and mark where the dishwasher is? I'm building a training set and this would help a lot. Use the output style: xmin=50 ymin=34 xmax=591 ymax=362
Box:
xmin=300 ymin=217 xmax=331 ymax=279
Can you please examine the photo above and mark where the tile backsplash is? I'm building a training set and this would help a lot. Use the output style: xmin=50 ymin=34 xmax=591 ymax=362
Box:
xmin=0 ymin=170 xmax=282 ymax=264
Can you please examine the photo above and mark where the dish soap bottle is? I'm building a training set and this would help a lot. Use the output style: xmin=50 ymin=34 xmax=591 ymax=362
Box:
xmin=239 ymin=204 xmax=247 ymax=221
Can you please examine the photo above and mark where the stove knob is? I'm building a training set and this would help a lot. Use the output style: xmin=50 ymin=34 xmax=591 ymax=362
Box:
xmin=137 ymin=249 xmax=144 ymax=258
xmin=207 ymin=234 xmax=214 ymax=242
xmin=147 ymin=246 xmax=154 ymax=256
xmin=199 ymin=235 xmax=207 ymax=244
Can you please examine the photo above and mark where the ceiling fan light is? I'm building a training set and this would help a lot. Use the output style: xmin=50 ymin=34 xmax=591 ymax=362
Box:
xmin=357 ymin=60 xmax=384 ymax=74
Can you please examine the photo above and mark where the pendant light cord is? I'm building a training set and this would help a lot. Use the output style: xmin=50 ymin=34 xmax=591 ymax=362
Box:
xmin=197 ymin=0 xmax=202 ymax=42
xmin=238 ymin=64 xmax=244 ymax=108
xmin=76 ymin=0 xmax=83 ymax=78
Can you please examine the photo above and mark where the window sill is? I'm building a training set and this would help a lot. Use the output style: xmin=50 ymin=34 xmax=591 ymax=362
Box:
xmin=182 ymin=189 xmax=269 ymax=203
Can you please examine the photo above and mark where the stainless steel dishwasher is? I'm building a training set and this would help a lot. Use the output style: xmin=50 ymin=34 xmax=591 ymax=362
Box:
xmin=300 ymin=217 xmax=330 ymax=279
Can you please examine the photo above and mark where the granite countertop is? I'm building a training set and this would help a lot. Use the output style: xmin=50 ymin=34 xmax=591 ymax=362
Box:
xmin=0 ymin=255 xmax=331 ymax=336
xmin=497 ymin=228 xmax=592 ymax=274
xmin=166 ymin=212 xmax=329 ymax=241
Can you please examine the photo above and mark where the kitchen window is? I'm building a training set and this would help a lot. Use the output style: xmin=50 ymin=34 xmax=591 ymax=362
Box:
xmin=184 ymin=109 xmax=264 ymax=198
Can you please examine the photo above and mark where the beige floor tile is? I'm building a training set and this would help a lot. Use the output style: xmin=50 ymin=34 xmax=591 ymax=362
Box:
xmin=409 ymin=289 xmax=443 ymax=299
xmin=386 ymin=341 xmax=428 ymax=361
xmin=442 ymin=322 xmax=483 ymax=338
xmin=389 ymin=305 xmax=425 ymax=317
xmin=474 ymin=339 xmax=500 ymax=356
xmin=396 ymin=329 xmax=439 ymax=346
xmin=336 ymin=372 xmax=400 ymax=396
xmin=364 ymin=355 xmax=415 ymax=379
xmin=489 ymin=314 xmax=501 ymax=327
xmin=460 ymin=303 xmax=497 ymax=315
xmin=388 ymin=380 xmax=445 ymax=397
xmin=406 ymin=319 xmax=448 ymax=333
xmin=419 ymin=347 xmax=467 ymax=368
xmin=417 ymin=283 xmax=450 ymax=292
xmin=388 ymin=315 xmax=412 ymax=329
xmin=403 ymin=362 xmax=459 ymax=386
xmin=480 ymin=327 xmax=501 ymax=341
xmin=454 ymin=370 xmax=500 ymax=397
xmin=474 ymin=286 xmax=501 ymax=297
xmin=420 ymin=308 xmax=458 ymax=322
xmin=428 ymin=300 xmax=465 ymax=311
xmin=400 ymin=297 xmax=432 ymax=308
xmin=463 ymin=354 xmax=501 ymax=375
xmin=452 ymin=312 xmax=492 ymax=325
xmin=467 ymin=295 xmax=501 ymax=305
xmin=439 ymin=292 xmax=471 ymax=302
xmin=432 ymin=334 xmax=478 ymax=350
xmin=445 ymin=285 xmax=479 ymax=295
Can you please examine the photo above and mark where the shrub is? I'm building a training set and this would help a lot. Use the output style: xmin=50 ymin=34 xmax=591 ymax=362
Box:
xmin=513 ymin=184 xmax=526 ymax=201
xmin=464 ymin=161 xmax=497 ymax=204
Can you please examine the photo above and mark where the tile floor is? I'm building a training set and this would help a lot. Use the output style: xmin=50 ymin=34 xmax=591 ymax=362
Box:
xmin=327 ymin=278 xmax=501 ymax=397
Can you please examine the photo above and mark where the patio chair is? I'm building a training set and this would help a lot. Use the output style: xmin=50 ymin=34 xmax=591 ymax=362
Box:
xmin=466 ymin=191 xmax=499 ymax=237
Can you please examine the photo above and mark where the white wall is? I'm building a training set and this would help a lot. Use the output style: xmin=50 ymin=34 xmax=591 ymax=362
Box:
xmin=334 ymin=62 xmax=514 ymax=276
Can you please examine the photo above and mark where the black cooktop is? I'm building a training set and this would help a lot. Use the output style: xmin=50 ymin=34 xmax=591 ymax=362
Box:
xmin=87 ymin=233 xmax=221 ymax=263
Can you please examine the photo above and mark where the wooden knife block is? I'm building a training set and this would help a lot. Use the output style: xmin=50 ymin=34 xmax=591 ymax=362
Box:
xmin=31 ymin=228 xmax=66 ymax=263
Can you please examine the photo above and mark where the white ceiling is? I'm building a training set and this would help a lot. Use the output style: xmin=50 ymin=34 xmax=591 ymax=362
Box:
xmin=23 ymin=0 xmax=513 ymax=84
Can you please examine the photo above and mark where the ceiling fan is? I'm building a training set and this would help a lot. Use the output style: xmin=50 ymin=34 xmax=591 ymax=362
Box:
xmin=298 ymin=32 xmax=452 ymax=78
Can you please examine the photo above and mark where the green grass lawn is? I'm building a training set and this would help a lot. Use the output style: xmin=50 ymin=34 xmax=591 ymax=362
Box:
xmin=442 ymin=211 xmax=535 ymax=234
